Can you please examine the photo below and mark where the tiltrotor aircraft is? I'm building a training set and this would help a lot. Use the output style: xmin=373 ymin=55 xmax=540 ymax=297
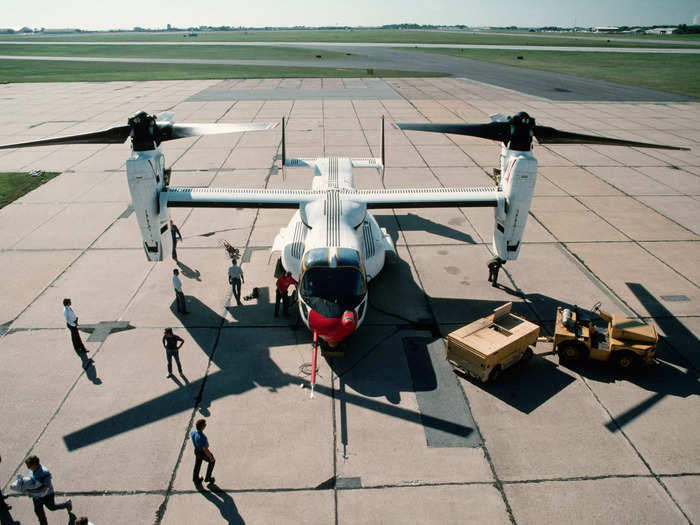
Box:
xmin=0 ymin=111 xmax=686 ymax=394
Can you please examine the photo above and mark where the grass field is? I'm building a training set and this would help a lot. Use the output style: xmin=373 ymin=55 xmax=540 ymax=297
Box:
xmin=0 ymin=44 xmax=360 ymax=61
xmin=2 ymin=29 xmax=699 ymax=47
xmin=0 ymin=59 xmax=442 ymax=83
xmin=408 ymin=48 xmax=700 ymax=98
xmin=0 ymin=172 xmax=60 ymax=208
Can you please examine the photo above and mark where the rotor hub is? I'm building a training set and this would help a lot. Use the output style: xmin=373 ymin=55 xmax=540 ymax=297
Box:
xmin=128 ymin=111 xmax=162 ymax=151
xmin=507 ymin=112 xmax=535 ymax=151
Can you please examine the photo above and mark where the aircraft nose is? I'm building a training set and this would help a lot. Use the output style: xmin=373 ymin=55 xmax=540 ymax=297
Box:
xmin=308 ymin=309 xmax=358 ymax=344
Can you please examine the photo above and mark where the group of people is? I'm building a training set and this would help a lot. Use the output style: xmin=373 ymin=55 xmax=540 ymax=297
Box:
xmin=39 ymin=223 xmax=303 ymax=523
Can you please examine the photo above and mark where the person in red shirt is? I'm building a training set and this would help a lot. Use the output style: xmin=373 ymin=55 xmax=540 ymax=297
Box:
xmin=275 ymin=272 xmax=297 ymax=317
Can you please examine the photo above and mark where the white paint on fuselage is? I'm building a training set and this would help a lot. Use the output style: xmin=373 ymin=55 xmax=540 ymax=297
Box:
xmin=271 ymin=157 xmax=393 ymax=333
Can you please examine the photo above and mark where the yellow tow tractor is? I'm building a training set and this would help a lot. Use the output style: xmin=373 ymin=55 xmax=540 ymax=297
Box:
xmin=554 ymin=302 xmax=658 ymax=371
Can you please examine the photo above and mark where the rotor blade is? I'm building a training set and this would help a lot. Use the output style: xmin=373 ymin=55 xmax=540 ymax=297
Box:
xmin=394 ymin=122 xmax=510 ymax=143
xmin=0 ymin=125 xmax=131 ymax=150
xmin=162 ymin=121 xmax=278 ymax=141
xmin=534 ymin=125 xmax=689 ymax=150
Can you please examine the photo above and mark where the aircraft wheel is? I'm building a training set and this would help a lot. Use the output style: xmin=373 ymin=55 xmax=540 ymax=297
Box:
xmin=488 ymin=365 xmax=502 ymax=382
xmin=522 ymin=347 xmax=534 ymax=362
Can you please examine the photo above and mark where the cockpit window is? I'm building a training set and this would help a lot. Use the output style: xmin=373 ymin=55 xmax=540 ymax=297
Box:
xmin=299 ymin=248 xmax=366 ymax=317
xmin=302 ymin=267 xmax=364 ymax=301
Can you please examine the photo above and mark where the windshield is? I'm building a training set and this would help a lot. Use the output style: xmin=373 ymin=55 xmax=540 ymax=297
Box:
xmin=301 ymin=267 xmax=365 ymax=314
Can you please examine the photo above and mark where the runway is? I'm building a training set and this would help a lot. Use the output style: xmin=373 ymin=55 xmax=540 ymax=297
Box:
xmin=0 ymin=40 xmax=697 ymax=102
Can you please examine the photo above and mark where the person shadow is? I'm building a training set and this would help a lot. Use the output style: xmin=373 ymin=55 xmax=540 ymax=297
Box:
xmin=177 ymin=260 xmax=202 ymax=281
xmin=76 ymin=350 xmax=102 ymax=385
xmin=198 ymin=483 xmax=245 ymax=524
xmin=169 ymin=372 xmax=190 ymax=388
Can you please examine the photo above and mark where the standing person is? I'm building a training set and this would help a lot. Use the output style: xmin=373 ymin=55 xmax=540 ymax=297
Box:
xmin=170 ymin=220 xmax=183 ymax=261
xmin=274 ymin=271 xmax=297 ymax=317
xmin=487 ymin=257 xmax=504 ymax=288
xmin=228 ymin=259 xmax=244 ymax=307
xmin=172 ymin=269 xmax=189 ymax=314
xmin=162 ymin=328 xmax=184 ymax=378
xmin=190 ymin=419 xmax=215 ymax=485
xmin=0 ymin=454 xmax=10 ymax=512
xmin=63 ymin=298 xmax=88 ymax=353
xmin=24 ymin=455 xmax=71 ymax=525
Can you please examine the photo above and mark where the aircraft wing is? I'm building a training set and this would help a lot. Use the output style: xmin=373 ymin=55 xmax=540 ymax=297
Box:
xmin=348 ymin=187 xmax=500 ymax=208
xmin=166 ymin=187 xmax=323 ymax=208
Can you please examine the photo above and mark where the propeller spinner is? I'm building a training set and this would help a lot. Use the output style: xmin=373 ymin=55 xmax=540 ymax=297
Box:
xmin=0 ymin=111 xmax=278 ymax=152
xmin=395 ymin=112 xmax=689 ymax=152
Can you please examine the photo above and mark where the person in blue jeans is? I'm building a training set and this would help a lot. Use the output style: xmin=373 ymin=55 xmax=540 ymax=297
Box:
xmin=228 ymin=259 xmax=244 ymax=306
xmin=24 ymin=455 xmax=71 ymax=525
xmin=162 ymin=328 xmax=184 ymax=378
xmin=191 ymin=418 xmax=215 ymax=484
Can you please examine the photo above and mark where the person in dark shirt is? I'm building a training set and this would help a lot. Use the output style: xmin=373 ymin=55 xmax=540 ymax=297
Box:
xmin=170 ymin=220 xmax=183 ymax=261
xmin=162 ymin=328 xmax=184 ymax=378
xmin=275 ymin=272 xmax=297 ymax=317
xmin=487 ymin=257 xmax=504 ymax=287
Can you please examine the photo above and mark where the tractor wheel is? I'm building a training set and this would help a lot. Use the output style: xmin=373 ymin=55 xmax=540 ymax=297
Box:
xmin=613 ymin=351 xmax=640 ymax=373
xmin=522 ymin=347 xmax=534 ymax=362
xmin=558 ymin=341 xmax=585 ymax=365
xmin=488 ymin=365 xmax=502 ymax=382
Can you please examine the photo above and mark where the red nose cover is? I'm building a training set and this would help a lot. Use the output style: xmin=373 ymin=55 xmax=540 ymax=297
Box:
xmin=308 ymin=309 xmax=357 ymax=344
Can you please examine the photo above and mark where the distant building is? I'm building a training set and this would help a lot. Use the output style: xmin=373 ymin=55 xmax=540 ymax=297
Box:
xmin=645 ymin=27 xmax=677 ymax=35
xmin=593 ymin=26 xmax=619 ymax=33
xmin=42 ymin=28 xmax=79 ymax=34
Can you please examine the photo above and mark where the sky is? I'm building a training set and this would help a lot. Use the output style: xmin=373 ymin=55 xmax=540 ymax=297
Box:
xmin=2 ymin=0 xmax=699 ymax=31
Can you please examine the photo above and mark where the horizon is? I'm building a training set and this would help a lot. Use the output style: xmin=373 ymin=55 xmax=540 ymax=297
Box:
xmin=2 ymin=0 xmax=699 ymax=33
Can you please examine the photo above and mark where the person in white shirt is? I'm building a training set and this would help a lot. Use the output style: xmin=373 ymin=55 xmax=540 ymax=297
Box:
xmin=228 ymin=259 xmax=245 ymax=306
xmin=173 ymin=269 xmax=188 ymax=314
xmin=62 ymin=298 xmax=87 ymax=353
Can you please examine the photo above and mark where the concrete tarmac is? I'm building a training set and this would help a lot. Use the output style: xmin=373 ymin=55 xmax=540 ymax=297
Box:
xmin=0 ymin=77 xmax=698 ymax=525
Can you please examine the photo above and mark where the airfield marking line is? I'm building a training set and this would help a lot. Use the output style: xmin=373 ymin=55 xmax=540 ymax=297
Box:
xmin=387 ymin=97 xmax=517 ymax=524
xmin=5 ymin=470 xmax=700 ymax=502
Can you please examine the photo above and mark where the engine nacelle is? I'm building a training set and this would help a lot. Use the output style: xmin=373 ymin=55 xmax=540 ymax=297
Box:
xmin=493 ymin=147 xmax=537 ymax=261
xmin=125 ymin=149 xmax=172 ymax=261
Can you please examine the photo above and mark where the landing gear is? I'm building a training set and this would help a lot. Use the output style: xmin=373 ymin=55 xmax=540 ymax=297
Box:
xmin=310 ymin=331 xmax=319 ymax=398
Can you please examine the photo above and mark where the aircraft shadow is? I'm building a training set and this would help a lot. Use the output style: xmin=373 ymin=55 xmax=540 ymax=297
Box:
xmin=568 ymin=282 xmax=699 ymax=432
xmin=63 ymin=292 xmax=487 ymax=450
xmin=378 ymin=213 xmax=476 ymax=244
